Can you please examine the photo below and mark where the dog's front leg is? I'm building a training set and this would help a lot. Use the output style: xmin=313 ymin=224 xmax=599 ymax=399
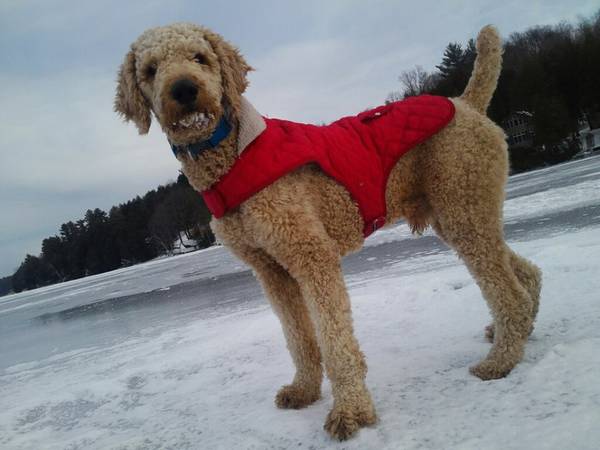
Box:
xmin=247 ymin=248 xmax=324 ymax=408
xmin=225 ymin=244 xmax=323 ymax=408
xmin=302 ymin=260 xmax=377 ymax=440
xmin=264 ymin=233 xmax=377 ymax=440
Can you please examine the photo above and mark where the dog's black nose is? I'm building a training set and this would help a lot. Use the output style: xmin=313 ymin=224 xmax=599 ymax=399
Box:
xmin=170 ymin=78 xmax=198 ymax=105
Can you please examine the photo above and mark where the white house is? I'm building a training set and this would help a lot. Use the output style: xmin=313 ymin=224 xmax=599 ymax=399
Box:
xmin=579 ymin=124 xmax=600 ymax=152
xmin=503 ymin=111 xmax=535 ymax=149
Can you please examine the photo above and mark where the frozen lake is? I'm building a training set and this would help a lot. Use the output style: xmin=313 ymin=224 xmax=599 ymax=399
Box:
xmin=1 ymin=155 xmax=600 ymax=449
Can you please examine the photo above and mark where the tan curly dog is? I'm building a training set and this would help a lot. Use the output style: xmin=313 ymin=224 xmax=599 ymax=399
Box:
xmin=115 ymin=23 xmax=542 ymax=440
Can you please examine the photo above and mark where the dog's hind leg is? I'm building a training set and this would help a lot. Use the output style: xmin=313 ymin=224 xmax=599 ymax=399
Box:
xmin=421 ymin=95 xmax=539 ymax=379
xmin=232 ymin=247 xmax=323 ymax=408
xmin=485 ymin=250 xmax=542 ymax=342
xmin=432 ymin=210 xmax=534 ymax=379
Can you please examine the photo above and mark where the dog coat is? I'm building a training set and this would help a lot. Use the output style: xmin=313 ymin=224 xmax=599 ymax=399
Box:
xmin=202 ymin=95 xmax=455 ymax=237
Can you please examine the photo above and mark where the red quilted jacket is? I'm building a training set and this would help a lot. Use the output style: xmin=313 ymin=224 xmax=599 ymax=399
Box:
xmin=202 ymin=95 xmax=455 ymax=237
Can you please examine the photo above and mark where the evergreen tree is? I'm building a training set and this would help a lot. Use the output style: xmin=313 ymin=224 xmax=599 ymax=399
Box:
xmin=436 ymin=42 xmax=464 ymax=78
xmin=12 ymin=255 xmax=57 ymax=292
xmin=0 ymin=276 xmax=13 ymax=296
xmin=41 ymin=235 xmax=68 ymax=281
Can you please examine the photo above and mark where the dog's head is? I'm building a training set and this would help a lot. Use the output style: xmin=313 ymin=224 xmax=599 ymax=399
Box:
xmin=115 ymin=23 xmax=251 ymax=145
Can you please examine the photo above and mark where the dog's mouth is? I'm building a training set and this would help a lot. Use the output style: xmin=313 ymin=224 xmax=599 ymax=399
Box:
xmin=171 ymin=111 xmax=215 ymax=131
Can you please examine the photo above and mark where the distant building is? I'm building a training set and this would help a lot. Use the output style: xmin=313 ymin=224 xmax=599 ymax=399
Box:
xmin=503 ymin=111 xmax=535 ymax=149
xmin=579 ymin=118 xmax=600 ymax=152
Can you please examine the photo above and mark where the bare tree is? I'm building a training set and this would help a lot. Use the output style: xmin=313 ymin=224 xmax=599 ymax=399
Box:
xmin=385 ymin=90 xmax=403 ymax=104
xmin=387 ymin=66 xmax=439 ymax=102
xmin=399 ymin=65 xmax=438 ymax=98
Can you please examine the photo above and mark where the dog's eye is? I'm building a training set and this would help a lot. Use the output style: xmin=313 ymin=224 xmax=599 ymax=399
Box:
xmin=193 ymin=53 xmax=207 ymax=65
xmin=144 ymin=64 xmax=157 ymax=79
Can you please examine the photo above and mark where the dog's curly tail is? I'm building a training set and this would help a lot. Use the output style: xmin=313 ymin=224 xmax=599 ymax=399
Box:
xmin=460 ymin=25 xmax=502 ymax=115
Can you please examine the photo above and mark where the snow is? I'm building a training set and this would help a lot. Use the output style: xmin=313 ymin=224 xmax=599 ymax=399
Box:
xmin=1 ymin=155 xmax=600 ymax=449
xmin=3 ymin=229 xmax=600 ymax=449
xmin=503 ymin=178 xmax=600 ymax=222
xmin=0 ymin=245 xmax=244 ymax=317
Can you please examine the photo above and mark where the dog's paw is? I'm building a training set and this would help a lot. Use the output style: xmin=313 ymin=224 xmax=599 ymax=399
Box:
xmin=324 ymin=403 xmax=377 ymax=441
xmin=275 ymin=384 xmax=320 ymax=409
xmin=469 ymin=359 xmax=514 ymax=380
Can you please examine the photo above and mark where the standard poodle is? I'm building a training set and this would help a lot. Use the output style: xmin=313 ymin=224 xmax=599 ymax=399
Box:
xmin=115 ymin=23 xmax=542 ymax=440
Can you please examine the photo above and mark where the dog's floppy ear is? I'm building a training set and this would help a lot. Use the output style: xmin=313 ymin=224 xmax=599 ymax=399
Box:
xmin=204 ymin=31 xmax=252 ymax=118
xmin=114 ymin=49 xmax=151 ymax=134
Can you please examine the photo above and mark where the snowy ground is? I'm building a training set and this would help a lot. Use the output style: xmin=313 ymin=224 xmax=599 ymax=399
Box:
xmin=1 ymin=155 xmax=600 ymax=450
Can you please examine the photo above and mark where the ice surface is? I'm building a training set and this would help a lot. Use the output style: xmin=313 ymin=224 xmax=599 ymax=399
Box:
xmin=1 ymin=155 xmax=600 ymax=449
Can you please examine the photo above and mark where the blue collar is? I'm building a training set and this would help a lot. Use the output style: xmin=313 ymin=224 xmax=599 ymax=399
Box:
xmin=169 ymin=116 xmax=232 ymax=159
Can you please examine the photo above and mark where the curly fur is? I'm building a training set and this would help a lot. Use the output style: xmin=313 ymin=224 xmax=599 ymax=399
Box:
xmin=116 ymin=23 xmax=542 ymax=441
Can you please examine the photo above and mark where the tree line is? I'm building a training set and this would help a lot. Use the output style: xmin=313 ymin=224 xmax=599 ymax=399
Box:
xmin=3 ymin=174 xmax=214 ymax=295
xmin=388 ymin=10 xmax=600 ymax=171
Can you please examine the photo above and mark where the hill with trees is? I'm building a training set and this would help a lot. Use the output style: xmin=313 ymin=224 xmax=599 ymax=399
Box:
xmin=388 ymin=10 xmax=600 ymax=171
xmin=3 ymin=174 xmax=213 ymax=295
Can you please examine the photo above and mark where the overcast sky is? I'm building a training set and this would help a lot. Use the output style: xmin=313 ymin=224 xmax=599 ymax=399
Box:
xmin=1 ymin=0 xmax=598 ymax=277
